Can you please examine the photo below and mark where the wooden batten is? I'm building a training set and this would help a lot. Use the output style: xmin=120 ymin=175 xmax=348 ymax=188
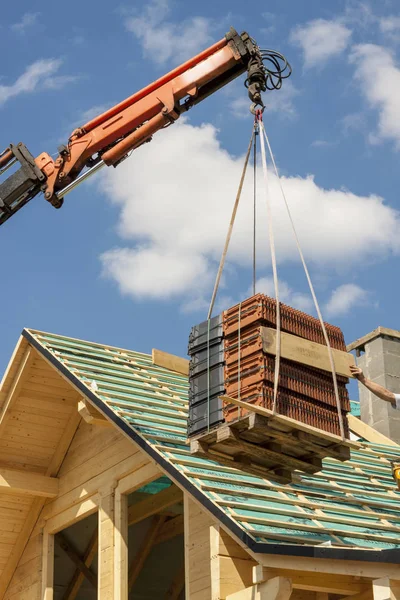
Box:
xmin=347 ymin=413 xmax=399 ymax=447
xmin=0 ymin=468 xmax=58 ymax=498
xmin=77 ymin=398 xmax=111 ymax=427
xmin=261 ymin=326 xmax=355 ymax=377
xmin=226 ymin=577 xmax=292 ymax=600
xmin=152 ymin=348 xmax=189 ymax=376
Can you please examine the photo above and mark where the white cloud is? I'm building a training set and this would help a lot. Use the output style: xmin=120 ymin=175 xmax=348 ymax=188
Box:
xmin=340 ymin=112 xmax=366 ymax=135
xmin=101 ymin=246 xmax=212 ymax=300
xmin=344 ymin=2 xmax=376 ymax=30
xmin=230 ymin=81 xmax=299 ymax=119
xmin=124 ymin=0 xmax=212 ymax=65
xmin=11 ymin=12 xmax=39 ymax=34
xmin=379 ymin=15 xmax=400 ymax=40
xmin=98 ymin=118 xmax=400 ymax=307
xmin=350 ymin=44 xmax=400 ymax=147
xmin=290 ymin=19 xmax=352 ymax=69
xmin=0 ymin=59 xmax=77 ymax=107
xmin=325 ymin=283 xmax=371 ymax=317
xmin=311 ymin=139 xmax=335 ymax=148
xmin=261 ymin=12 xmax=277 ymax=35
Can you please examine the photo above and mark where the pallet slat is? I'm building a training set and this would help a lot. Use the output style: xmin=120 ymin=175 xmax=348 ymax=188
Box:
xmin=190 ymin=408 xmax=351 ymax=483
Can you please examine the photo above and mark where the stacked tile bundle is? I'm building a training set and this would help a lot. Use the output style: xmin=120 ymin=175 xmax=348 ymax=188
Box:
xmin=188 ymin=293 xmax=350 ymax=438
xmin=187 ymin=315 xmax=225 ymax=437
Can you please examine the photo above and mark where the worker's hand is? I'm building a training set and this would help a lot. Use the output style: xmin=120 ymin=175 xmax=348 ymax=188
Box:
xmin=350 ymin=364 xmax=364 ymax=380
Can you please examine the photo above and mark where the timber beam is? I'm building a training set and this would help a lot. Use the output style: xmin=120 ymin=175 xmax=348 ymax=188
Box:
xmin=64 ymin=528 xmax=98 ymax=600
xmin=165 ymin=563 xmax=185 ymax=599
xmin=0 ymin=467 xmax=58 ymax=498
xmin=157 ymin=515 xmax=184 ymax=546
xmin=56 ymin=532 xmax=97 ymax=588
xmin=77 ymin=398 xmax=111 ymax=426
xmin=226 ymin=577 xmax=292 ymax=600
xmin=128 ymin=515 xmax=166 ymax=591
xmin=128 ymin=484 xmax=182 ymax=526
xmin=152 ymin=349 xmax=189 ymax=376
xmin=373 ymin=578 xmax=400 ymax=600
xmin=253 ymin=565 xmax=370 ymax=596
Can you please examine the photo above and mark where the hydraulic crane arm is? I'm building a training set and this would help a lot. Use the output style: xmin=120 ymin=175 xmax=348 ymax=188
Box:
xmin=0 ymin=27 xmax=291 ymax=227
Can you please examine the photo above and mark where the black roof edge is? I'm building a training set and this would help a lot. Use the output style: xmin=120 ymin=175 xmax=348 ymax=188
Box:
xmin=23 ymin=328 xmax=400 ymax=565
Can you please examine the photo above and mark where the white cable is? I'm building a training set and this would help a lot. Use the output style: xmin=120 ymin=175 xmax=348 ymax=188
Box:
xmin=261 ymin=122 xmax=345 ymax=440
xmin=259 ymin=120 xmax=281 ymax=415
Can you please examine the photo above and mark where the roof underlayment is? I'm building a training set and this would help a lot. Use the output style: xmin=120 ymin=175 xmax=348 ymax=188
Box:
xmin=23 ymin=328 xmax=400 ymax=563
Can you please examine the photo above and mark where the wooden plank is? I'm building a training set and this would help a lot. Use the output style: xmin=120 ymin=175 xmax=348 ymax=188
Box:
xmin=128 ymin=515 xmax=166 ymax=591
xmin=0 ymin=497 xmax=45 ymax=598
xmin=46 ymin=498 xmax=98 ymax=535
xmin=0 ymin=468 xmax=58 ymax=498
xmin=63 ymin=528 xmax=98 ymax=600
xmin=114 ymin=489 xmax=128 ymax=600
xmin=0 ymin=337 xmax=27 ymax=396
xmin=117 ymin=461 xmax=160 ymax=495
xmin=184 ymin=496 xmax=213 ymax=600
xmin=42 ymin=529 xmax=54 ymax=600
xmin=98 ymin=486 xmax=115 ymax=599
xmin=345 ymin=591 xmax=373 ymax=600
xmin=56 ymin=532 xmax=97 ymax=588
xmin=253 ymin=566 xmax=369 ymax=595
xmin=226 ymin=577 xmax=292 ymax=600
xmin=165 ymin=562 xmax=185 ymax=599
xmin=261 ymin=326 xmax=355 ymax=378
xmin=77 ymin=399 xmax=111 ymax=427
xmin=58 ymin=438 xmax=135 ymax=497
xmin=128 ymin=485 xmax=182 ymax=526
xmin=373 ymin=578 xmax=400 ymax=600
xmin=247 ymin=413 xmax=350 ymax=461
xmin=221 ymin=396 xmax=356 ymax=446
xmin=152 ymin=349 xmax=189 ymax=376
xmin=347 ymin=414 xmax=399 ymax=447
xmin=190 ymin=439 xmax=293 ymax=484
xmin=215 ymin=427 xmax=322 ymax=474
xmin=47 ymin=411 xmax=82 ymax=477
xmin=41 ymin=454 xmax=146 ymax=525
xmin=0 ymin=348 xmax=34 ymax=441
xmin=254 ymin=554 xmax=400 ymax=580
xmin=157 ymin=515 xmax=184 ymax=546
xmin=0 ymin=384 xmax=80 ymax=600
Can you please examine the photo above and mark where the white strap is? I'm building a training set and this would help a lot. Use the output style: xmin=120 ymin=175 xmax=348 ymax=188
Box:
xmin=261 ymin=122 xmax=345 ymax=440
xmin=259 ymin=120 xmax=281 ymax=414
xmin=208 ymin=128 xmax=255 ymax=320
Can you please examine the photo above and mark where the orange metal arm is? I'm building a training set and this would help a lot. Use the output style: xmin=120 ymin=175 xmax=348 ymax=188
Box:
xmin=0 ymin=27 xmax=283 ymax=225
xmin=35 ymin=32 xmax=250 ymax=206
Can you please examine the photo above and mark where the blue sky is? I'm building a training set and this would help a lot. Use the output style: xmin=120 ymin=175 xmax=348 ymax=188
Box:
xmin=1 ymin=0 xmax=400 ymax=402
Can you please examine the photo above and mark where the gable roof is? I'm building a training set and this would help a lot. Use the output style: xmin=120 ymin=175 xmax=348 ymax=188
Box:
xmin=23 ymin=328 xmax=400 ymax=563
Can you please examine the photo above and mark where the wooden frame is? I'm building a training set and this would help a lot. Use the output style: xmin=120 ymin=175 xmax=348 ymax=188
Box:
xmin=42 ymin=527 xmax=55 ymax=600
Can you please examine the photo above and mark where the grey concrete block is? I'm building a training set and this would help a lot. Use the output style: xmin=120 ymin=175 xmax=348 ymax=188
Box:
xmin=383 ymin=354 xmax=400 ymax=378
xmin=365 ymin=336 xmax=385 ymax=358
xmin=381 ymin=338 xmax=400 ymax=355
xmin=354 ymin=330 xmax=400 ymax=443
xmin=364 ymin=355 xmax=386 ymax=380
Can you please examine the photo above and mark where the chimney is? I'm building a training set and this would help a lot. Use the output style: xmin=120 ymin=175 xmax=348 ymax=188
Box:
xmin=348 ymin=327 xmax=400 ymax=443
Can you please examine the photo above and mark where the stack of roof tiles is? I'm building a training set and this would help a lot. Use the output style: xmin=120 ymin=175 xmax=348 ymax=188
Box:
xmin=188 ymin=293 xmax=350 ymax=437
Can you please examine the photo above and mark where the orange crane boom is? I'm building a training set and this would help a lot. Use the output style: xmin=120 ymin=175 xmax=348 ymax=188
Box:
xmin=0 ymin=27 xmax=291 ymax=226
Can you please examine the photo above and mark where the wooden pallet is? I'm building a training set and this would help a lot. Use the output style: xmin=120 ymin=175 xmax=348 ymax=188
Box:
xmin=189 ymin=397 xmax=357 ymax=484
